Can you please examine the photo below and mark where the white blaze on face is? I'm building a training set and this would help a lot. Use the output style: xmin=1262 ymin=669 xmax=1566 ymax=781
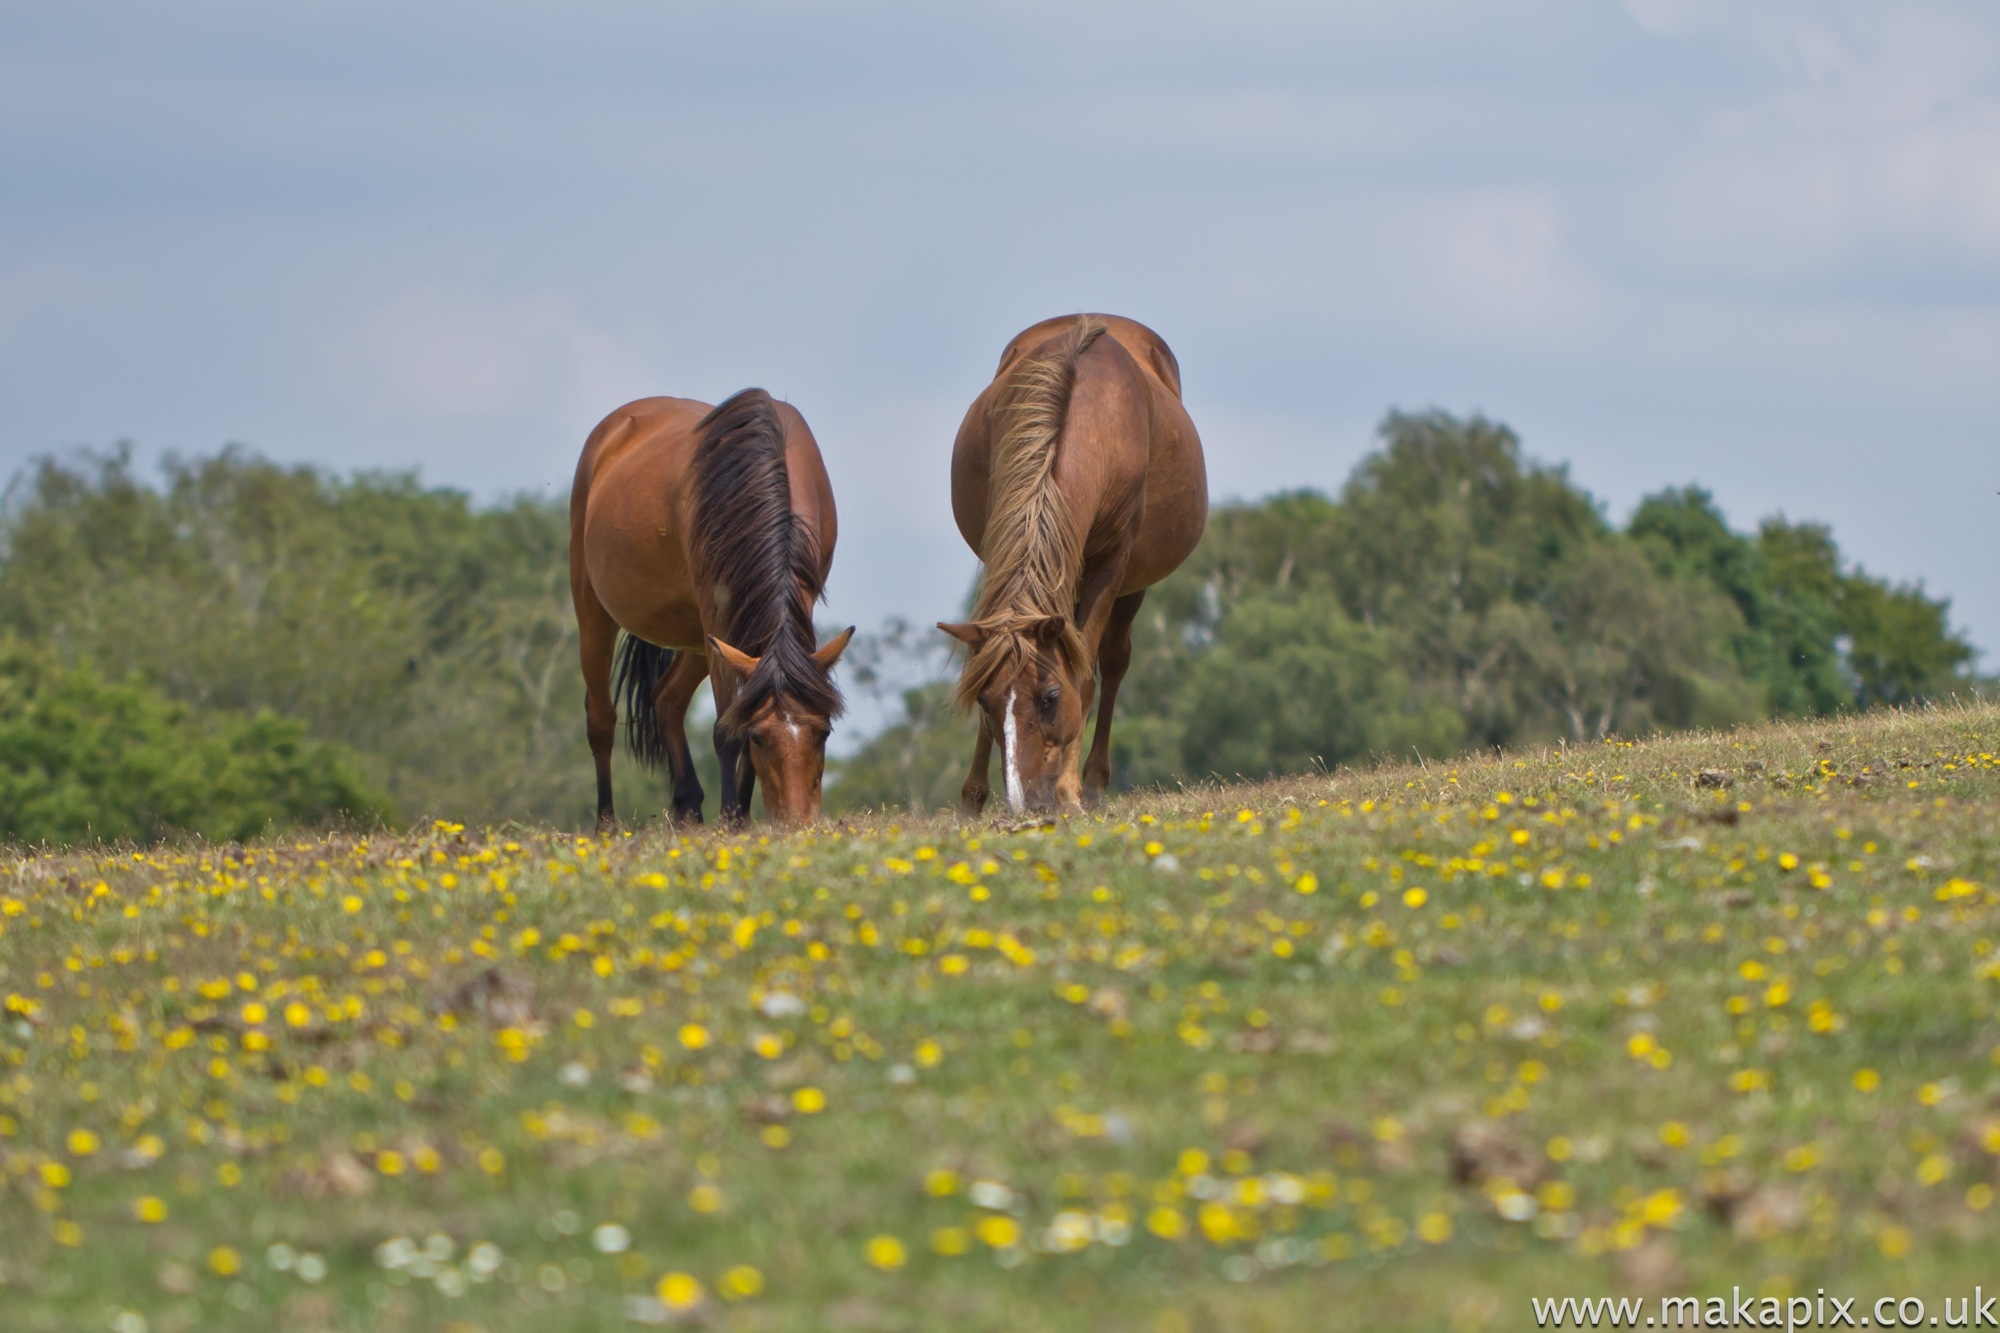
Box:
xmin=1001 ymin=688 xmax=1025 ymax=811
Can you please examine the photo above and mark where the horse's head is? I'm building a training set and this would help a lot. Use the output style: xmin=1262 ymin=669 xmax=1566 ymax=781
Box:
xmin=707 ymin=627 xmax=853 ymax=825
xmin=939 ymin=616 xmax=1088 ymax=813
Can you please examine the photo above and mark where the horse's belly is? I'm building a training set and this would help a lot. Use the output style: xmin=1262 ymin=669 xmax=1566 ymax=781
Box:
xmin=584 ymin=499 xmax=704 ymax=649
xmin=1121 ymin=454 xmax=1207 ymax=594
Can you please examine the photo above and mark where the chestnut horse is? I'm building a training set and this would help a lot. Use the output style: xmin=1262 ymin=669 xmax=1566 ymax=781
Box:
xmin=940 ymin=315 xmax=1207 ymax=813
xmin=570 ymin=388 xmax=853 ymax=829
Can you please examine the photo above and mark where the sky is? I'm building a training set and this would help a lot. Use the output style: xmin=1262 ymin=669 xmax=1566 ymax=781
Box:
xmin=3 ymin=0 xmax=1997 ymax=668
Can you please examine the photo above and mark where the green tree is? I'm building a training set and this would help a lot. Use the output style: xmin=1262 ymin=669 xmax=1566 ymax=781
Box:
xmin=0 ymin=448 xmax=668 ymax=831
xmin=1629 ymin=486 xmax=1975 ymax=713
xmin=1170 ymin=587 xmax=1461 ymax=781
xmin=0 ymin=640 xmax=389 ymax=845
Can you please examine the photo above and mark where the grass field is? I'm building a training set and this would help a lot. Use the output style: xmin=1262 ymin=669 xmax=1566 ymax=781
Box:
xmin=4 ymin=705 xmax=2000 ymax=1332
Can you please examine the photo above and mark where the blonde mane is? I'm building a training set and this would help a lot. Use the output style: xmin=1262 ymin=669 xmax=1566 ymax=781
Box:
xmin=954 ymin=316 xmax=1104 ymax=708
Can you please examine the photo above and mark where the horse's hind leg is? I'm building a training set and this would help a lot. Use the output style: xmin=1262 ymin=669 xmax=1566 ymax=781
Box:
xmin=1081 ymin=590 xmax=1145 ymax=806
xmin=960 ymin=715 xmax=994 ymax=817
xmin=654 ymin=650 xmax=709 ymax=825
xmin=573 ymin=574 xmax=621 ymax=832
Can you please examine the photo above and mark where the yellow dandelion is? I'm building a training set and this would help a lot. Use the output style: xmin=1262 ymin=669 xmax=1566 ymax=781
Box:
xmin=865 ymin=1234 xmax=907 ymax=1270
xmin=679 ymin=1023 xmax=711 ymax=1050
xmin=657 ymin=1271 xmax=705 ymax=1310
xmin=134 ymin=1196 xmax=168 ymax=1223
xmin=209 ymin=1246 xmax=242 ymax=1277
xmin=975 ymin=1215 xmax=1020 ymax=1248
xmin=792 ymin=1086 xmax=826 ymax=1115
xmin=721 ymin=1264 xmax=764 ymax=1299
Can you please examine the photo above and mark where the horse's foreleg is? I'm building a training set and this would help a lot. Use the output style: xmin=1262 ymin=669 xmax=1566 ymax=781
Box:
xmin=574 ymin=575 xmax=621 ymax=832
xmin=1081 ymin=590 xmax=1145 ymax=806
xmin=655 ymin=651 xmax=709 ymax=825
xmin=712 ymin=720 xmax=749 ymax=829
xmin=960 ymin=715 xmax=994 ymax=817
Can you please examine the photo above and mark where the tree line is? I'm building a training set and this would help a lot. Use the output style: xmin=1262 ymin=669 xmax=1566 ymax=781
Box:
xmin=0 ymin=414 xmax=1982 ymax=841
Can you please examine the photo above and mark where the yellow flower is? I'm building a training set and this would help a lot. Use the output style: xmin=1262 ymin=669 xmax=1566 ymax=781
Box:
xmin=688 ymin=1183 xmax=724 ymax=1214
xmin=66 ymin=1129 xmax=99 ymax=1156
xmin=932 ymin=1226 xmax=971 ymax=1255
xmin=792 ymin=1087 xmax=826 ymax=1115
xmin=1147 ymin=1206 xmax=1188 ymax=1240
xmin=1416 ymin=1212 xmax=1452 ymax=1244
xmin=1854 ymin=1068 xmax=1880 ymax=1092
xmin=376 ymin=1150 xmax=405 ymax=1176
xmin=721 ymin=1265 xmax=764 ymax=1299
xmin=134 ymin=1196 xmax=168 ymax=1223
xmin=679 ymin=1023 xmax=711 ymax=1050
xmin=657 ymin=1272 xmax=704 ymax=1310
xmin=209 ymin=1246 xmax=242 ymax=1277
xmin=865 ymin=1235 xmax=907 ymax=1270
xmin=975 ymin=1215 xmax=1020 ymax=1248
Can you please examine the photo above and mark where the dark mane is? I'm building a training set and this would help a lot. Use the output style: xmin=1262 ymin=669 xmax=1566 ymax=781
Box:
xmin=691 ymin=388 xmax=842 ymax=732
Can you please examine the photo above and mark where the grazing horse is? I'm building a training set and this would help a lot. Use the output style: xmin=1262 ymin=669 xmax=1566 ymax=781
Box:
xmin=570 ymin=388 xmax=853 ymax=829
xmin=940 ymin=314 xmax=1207 ymax=814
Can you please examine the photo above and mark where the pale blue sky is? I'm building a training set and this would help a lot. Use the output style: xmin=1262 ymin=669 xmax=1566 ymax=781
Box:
xmin=3 ymin=1 xmax=1996 ymax=660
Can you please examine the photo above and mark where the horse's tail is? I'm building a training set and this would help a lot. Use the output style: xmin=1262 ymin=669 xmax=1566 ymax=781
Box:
xmin=613 ymin=632 xmax=677 ymax=771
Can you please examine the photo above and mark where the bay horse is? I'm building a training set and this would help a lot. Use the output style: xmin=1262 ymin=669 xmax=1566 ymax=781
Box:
xmin=940 ymin=314 xmax=1207 ymax=814
xmin=570 ymin=388 xmax=853 ymax=829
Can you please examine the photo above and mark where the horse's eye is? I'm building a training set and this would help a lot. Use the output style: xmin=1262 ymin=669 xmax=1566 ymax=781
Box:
xmin=1039 ymin=688 xmax=1060 ymax=713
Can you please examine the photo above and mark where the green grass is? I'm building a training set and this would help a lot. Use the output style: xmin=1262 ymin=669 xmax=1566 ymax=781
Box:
xmin=5 ymin=705 xmax=2000 ymax=1332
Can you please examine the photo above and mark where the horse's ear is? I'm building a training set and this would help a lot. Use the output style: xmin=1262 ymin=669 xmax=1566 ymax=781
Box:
xmin=936 ymin=622 xmax=986 ymax=649
xmin=707 ymin=635 xmax=759 ymax=676
xmin=813 ymin=626 xmax=856 ymax=670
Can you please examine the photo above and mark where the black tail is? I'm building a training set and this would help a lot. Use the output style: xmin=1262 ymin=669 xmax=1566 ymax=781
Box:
xmin=613 ymin=632 xmax=677 ymax=771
